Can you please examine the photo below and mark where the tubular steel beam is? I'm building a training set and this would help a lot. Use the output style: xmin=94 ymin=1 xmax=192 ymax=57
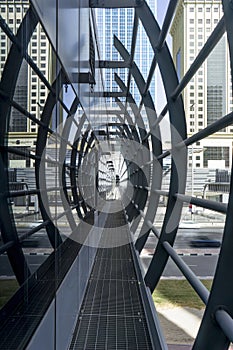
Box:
xmin=156 ymin=0 xmax=179 ymax=51
xmin=114 ymin=74 xmax=150 ymax=221
xmin=124 ymin=13 xmax=139 ymax=113
xmin=192 ymin=2 xmax=233 ymax=349
xmin=181 ymin=111 xmax=233 ymax=148
xmin=136 ymin=1 xmax=187 ymax=292
xmin=171 ymin=17 xmax=226 ymax=100
xmin=70 ymin=114 xmax=88 ymax=219
xmin=175 ymin=193 xmax=228 ymax=214
xmin=59 ymin=98 xmax=80 ymax=232
xmin=90 ymin=0 xmax=143 ymax=8
xmin=163 ymin=241 xmax=209 ymax=304
xmin=215 ymin=309 xmax=233 ymax=343
xmin=98 ymin=60 xmax=130 ymax=69
xmin=0 ymin=7 xmax=38 ymax=285
xmin=35 ymin=70 xmax=66 ymax=249
xmin=114 ymin=35 xmax=163 ymax=247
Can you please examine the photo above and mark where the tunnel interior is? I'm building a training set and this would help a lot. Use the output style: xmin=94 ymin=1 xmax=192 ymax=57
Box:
xmin=0 ymin=1 xmax=233 ymax=349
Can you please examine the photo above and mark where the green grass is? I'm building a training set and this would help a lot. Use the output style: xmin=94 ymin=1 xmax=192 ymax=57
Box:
xmin=0 ymin=279 xmax=213 ymax=310
xmin=152 ymin=279 xmax=212 ymax=309
xmin=0 ymin=279 xmax=19 ymax=309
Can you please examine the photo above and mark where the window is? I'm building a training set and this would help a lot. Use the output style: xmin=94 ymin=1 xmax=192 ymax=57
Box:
xmin=204 ymin=147 xmax=229 ymax=167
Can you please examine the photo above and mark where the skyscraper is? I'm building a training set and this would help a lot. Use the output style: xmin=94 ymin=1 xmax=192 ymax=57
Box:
xmin=171 ymin=0 xmax=232 ymax=170
xmin=0 ymin=0 xmax=51 ymax=167
xmin=95 ymin=1 xmax=157 ymax=108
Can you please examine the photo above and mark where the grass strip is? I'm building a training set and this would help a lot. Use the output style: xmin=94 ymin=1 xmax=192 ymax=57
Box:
xmin=152 ymin=279 xmax=212 ymax=309
xmin=0 ymin=279 xmax=19 ymax=309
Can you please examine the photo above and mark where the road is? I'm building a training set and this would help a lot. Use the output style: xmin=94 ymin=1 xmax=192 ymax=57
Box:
xmin=143 ymin=227 xmax=223 ymax=250
xmin=141 ymin=255 xmax=218 ymax=278
xmin=0 ymin=226 xmax=223 ymax=278
xmin=140 ymin=226 xmax=223 ymax=278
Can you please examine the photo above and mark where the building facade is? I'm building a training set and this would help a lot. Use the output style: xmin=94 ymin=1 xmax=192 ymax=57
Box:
xmin=171 ymin=0 xmax=233 ymax=171
xmin=95 ymin=1 xmax=157 ymax=110
xmin=0 ymin=0 xmax=51 ymax=167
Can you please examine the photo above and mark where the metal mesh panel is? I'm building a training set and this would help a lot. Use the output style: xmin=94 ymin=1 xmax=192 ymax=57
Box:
xmin=69 ymin=207 xmax=153 ymax=350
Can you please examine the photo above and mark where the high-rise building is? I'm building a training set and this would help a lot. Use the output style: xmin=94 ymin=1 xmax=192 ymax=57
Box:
xmin=95 ymin=1 xmax=157 ymax=110
xmin=171 ymin=0 xmax=233 ymax=170
xmin=0 ymin=0 xmax=51 ymax=167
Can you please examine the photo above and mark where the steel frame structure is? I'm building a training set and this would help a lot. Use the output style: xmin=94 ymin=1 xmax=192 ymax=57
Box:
xmin=0 ymin=0 xmax=232 ymax=348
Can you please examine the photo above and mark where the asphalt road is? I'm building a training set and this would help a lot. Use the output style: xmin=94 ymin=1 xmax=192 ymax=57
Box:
xmin=144 ymin=227 xmax=223 ymax=250
xmin=140 ymin=255 xmax=218 ymax=278
xmin=0 ymin=226 xmax=223 ymax=278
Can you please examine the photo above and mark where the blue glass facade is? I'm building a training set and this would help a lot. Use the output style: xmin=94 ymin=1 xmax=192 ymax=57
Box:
xmin=96 ymin=1 xmax=157 ymax=107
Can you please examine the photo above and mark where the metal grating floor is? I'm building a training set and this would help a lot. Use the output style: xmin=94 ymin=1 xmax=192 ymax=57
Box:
xmin=69 ymin=202 xmax=153 ymax=350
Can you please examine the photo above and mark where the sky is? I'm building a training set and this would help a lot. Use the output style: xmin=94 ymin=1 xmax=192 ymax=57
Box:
xmin=155 ymin=0 xmax=173 ymax=142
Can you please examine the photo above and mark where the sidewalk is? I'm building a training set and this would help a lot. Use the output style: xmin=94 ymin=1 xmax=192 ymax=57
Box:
xmin=157 ymin=306 xmax=203 ymax=346
xmin=157 ymin=306 xmax=233 ymax=349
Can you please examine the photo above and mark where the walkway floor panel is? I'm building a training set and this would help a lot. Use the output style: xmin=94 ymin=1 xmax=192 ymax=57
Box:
xmin=69 ymin=202 xmax=153 ymax=350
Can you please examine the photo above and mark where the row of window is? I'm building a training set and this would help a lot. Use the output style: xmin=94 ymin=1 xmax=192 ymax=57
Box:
xmin=189 ymin=7 xmax=220 ymax=12
xmin=0 ymin=6 xmax=27 ymax=12
xmin=189 ymin=18 xmax=219 ymax=24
